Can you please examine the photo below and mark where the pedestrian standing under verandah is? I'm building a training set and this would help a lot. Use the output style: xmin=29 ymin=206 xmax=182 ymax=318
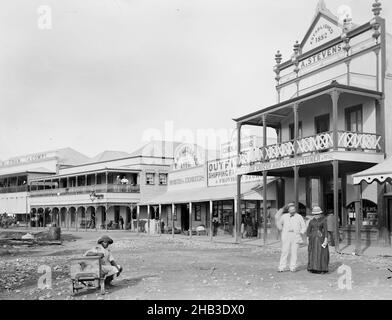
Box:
xmin=326 ymin=211 xmax=336 ymax=247
xmin=277 ymin=205 xmax=306 ymax=273
xmin=119 ymin=216 xmax=124 ymax=230
xmin=307 ymin=206 xmax=329 ymax=274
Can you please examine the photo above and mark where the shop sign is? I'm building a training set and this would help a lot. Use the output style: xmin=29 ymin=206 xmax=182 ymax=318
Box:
xmin=221 ymin=136 xmax=260 ymax=158
xmin=238 ymin=154 xmax=332 ymax=175
xmin=300 ymin=43 xmax=344 ymax=70
xmin=169 ymin=175 xmax=205 ymax=186
xmin=168 ymin=165 xmax=207 ymax=191
xmin=0 ymin=152 xmax=56 ymax=167
xmin=208 ymin=157 xmax=262 ymax=187
xmin=173 ymin=144 xmax=204 ymax=171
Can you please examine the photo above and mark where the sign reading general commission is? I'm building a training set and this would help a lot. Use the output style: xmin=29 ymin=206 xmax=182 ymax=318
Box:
xmin=208 ymin=158 xmax=262 ymax=187
xmin=237 ymin=154 xmax=333 ymax=175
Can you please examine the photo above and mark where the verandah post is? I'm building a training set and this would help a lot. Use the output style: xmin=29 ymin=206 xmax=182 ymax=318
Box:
xmin=209 ymin=200 xmax=213 ymax=241
xmin=189 ymin=202 xmax=192 ymax=239
xmin=355 ymin=182 xmax=363 ymax=256
xmin=333 ymin=160 xmax=340 ymax=253
xmin=171 ymin=203 xmax=175 ymax=239
xmin=235 ymin=122 xmax=242 ymax=244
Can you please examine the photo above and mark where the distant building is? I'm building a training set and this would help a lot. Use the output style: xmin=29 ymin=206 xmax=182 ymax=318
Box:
xmin=140 ymin=136 xmax=278 ymax=237
xmin=0 ymin=148 xmax=90 ymax=219
xmin=0 ymin=142 xmax=183 ymax=229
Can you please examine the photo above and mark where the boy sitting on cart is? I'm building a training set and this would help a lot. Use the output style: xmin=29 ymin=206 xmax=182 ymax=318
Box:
xmin=84 ymin=235 xmax=123 ymax=285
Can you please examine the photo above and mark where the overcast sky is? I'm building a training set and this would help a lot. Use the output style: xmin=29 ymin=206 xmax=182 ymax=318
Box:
xmin=0 ymin=0 xmax=391 ymax=160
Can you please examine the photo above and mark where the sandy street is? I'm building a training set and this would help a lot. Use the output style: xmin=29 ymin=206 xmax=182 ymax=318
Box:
xmin=0 ymin=230 xmax=391 ymax=300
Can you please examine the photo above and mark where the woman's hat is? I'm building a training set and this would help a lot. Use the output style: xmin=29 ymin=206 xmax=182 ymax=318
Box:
xmin=97 ymin=235 xmax=113 ymax=245
xmin=311 ymin=206 xmax=323 ymax=215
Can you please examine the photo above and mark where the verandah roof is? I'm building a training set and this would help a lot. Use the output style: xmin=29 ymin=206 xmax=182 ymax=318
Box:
xmin=141 ymin=179 xmax=276 ymax=206
xmin=352 ymin=157 xmax=392 ymax=185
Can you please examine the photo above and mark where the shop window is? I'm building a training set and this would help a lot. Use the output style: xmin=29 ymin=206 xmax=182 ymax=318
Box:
xmin=194 ymin=205 xmax=202 ymax=221
xmin=146 ymin=173 xmax=155 ymax=185
xmin=159 ymin=173 xmax=168 ymax=185
xmin=347 ymin=200 xmax=377 ymax=227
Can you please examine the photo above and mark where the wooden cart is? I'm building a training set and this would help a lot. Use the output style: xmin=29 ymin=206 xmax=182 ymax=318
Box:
xmin=70 ymin=256 xmax=106 ymax=295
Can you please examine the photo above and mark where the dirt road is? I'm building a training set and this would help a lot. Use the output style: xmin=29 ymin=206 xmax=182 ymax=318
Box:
xmin=0 ymin=230 xmax=391 ymax=300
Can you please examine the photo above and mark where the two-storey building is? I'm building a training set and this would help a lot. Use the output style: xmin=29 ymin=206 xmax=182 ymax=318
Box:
xmin=140 ymin=137 xmax=278 ymax=238
xmin=0 ymin=148 xmax=90 ymax=223
xmin=234 ymin=0 xmax=391 ymax=247
xmin=27 ymin=141 xmax=176 ymax=230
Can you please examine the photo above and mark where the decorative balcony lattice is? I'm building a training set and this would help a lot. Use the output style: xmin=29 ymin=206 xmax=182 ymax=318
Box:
xmin=338 ymin=131 xmax=381 ymax=151
xmin=297 ymin=132 xmax=334 ymax=154
xmin=264 ymin=141 xmax=295 ymax=160
xmin=238 ymin=131 xmax=382 ymax=167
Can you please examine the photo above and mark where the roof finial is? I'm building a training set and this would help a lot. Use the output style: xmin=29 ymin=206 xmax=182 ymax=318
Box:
xmin=317 ymin=0 xmax=327 ymax=12
xmin=372 ymin=0 xmax=382 ymax=17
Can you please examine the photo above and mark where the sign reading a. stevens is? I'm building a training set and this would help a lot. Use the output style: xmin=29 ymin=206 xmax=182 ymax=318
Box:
xmin=208 ymin=158 xmax=261 ymax=187
xmin=300 ymin=43 xmax=344 ymax=69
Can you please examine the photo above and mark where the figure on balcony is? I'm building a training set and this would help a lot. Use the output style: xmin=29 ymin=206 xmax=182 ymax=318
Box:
xmin=120 ymin=177 xmax=129 ymax=185
xmin=119 ymin=215 xmax=124 ymax=230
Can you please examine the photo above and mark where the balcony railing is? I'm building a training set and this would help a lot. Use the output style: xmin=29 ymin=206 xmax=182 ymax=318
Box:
xmin=239 ymin=131 xmax=382 ymax=166
xmin=29 ymin=184 xmax=140 ymax=197
xmin=0 ymin=185 xmax=29 ymax=194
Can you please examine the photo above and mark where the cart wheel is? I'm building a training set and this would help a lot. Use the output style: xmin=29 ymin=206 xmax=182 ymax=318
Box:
xmin=70 ymin=281 xmax=76 ymax=296
xmin=100 ymin=279 xmax=105 ymax=295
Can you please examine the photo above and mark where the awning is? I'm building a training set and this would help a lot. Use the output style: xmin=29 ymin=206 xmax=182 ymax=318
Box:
xmin=141 ymin=179 xmax=276 ymax=206
xmin=0 ymin=167 xmax=56 ymax=179
xmin=352 ymin=157 xmax=392 ymax=185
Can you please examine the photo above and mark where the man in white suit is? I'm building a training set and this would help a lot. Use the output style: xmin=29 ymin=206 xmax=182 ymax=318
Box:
xmin=276 ymin=205 xmax=307 ymax=273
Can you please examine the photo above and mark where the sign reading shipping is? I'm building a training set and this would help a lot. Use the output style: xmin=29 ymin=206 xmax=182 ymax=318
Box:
xmin=300 ymin=43 xmax=343 ymax=69
xmin=208 ymin=158 xmax=261 ymax=187
xmin=238 ymin=154 xmax=333 ymax=175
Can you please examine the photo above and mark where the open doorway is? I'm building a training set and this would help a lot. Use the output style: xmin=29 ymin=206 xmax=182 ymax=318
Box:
xmin=180 ymin=204 xmax=189 ymax=231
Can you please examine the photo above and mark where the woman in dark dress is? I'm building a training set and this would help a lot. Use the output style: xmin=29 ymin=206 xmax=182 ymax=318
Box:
xmin=306 ymin=206 xmax=329 ymax=274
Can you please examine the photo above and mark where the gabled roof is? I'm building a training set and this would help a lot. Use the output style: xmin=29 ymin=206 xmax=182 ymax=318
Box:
xmin=300 ymin=0 xmax=341 ymax=52
xmin=129 ymin=141 xmax=183 ymax=158
xmin=89 ymin=150 xmax=131 ymax=163
xmin=55 ymin=148 xmax=91 ymax=166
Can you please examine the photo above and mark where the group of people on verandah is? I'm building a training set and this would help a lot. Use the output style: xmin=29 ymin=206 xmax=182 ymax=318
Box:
xmin=276 ymin=203 xmax=331 ymax=274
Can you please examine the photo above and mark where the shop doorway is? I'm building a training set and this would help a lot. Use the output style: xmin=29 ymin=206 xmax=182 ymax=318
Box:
xmin=323 ymin=177 xmax=342 ymax=226
xmin=114 ymin=206 xmax=120 ymax=224
xmin=180 ymin=204 xmax=189 ymax=231
xmin=386 ymin=198 xmax=392 ymax=233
